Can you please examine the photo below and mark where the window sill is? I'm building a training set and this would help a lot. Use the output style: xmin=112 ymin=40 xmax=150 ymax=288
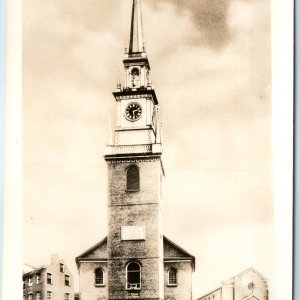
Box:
xmin=167 ymin=284 xmax=178 ymax=287
xmin=95 ymin=284 xmax=105 ymax=287
xmin=125 ymin=287 xmax=141 ymax=291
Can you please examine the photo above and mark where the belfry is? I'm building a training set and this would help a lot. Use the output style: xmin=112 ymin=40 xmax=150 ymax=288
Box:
xmin=76 ymin=1 xmax=195 ymax=299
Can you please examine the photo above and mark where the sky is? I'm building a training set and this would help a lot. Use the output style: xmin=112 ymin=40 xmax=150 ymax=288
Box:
xmin=23 ymin=0 xmax=273 ymax=297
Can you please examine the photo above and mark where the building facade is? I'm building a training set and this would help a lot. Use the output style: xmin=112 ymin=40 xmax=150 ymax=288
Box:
xmin=197 ymin=269 xmax=269 ymax=300
xmin=23 ymin=255 xmax=74 ymax=300
xmin=76 ymin=1 xmax=195 ymax=300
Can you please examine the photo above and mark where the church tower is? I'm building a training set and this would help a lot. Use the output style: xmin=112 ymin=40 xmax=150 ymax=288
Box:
xmin=76 ymin=2 xmax=195 ymax=300
xmin=104 ymin=0 xmax=164 ymax=299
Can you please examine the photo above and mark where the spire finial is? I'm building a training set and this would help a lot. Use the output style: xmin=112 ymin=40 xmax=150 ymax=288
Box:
xmin=129 ymin=0 xmax=144 ymax=54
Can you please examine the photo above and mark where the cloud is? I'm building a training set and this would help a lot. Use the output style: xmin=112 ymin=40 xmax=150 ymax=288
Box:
xmin=22 ymin=0 xmax=272 ymax=295
xmin=146 ymin=0 xmax=230 ymax=48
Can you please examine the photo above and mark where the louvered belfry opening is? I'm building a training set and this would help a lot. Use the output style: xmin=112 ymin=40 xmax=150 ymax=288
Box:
xmin=126 ymin=165 xmax=140 ymax=191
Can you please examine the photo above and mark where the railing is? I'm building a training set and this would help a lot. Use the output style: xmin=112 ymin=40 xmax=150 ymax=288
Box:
xmin=105 ymin=144 xmax=152 ymax=155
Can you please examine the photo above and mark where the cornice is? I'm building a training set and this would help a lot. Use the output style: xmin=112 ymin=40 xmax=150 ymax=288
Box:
xmin=113 ymin=89 xmax=158 ymax=105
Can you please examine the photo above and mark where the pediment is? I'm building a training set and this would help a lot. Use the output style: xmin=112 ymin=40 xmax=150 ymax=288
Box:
xmin=76 ymin=237 xmax=108 ymax=260
xmin=233 ymin=268 xmax=267 ymax=281
xmin=76 ymin=235 xmax=195 ymax=268
xmin=163 ymin=236 xmax=193 ymax=258
xmin=243 ymin=296 xmax=259 ymax=300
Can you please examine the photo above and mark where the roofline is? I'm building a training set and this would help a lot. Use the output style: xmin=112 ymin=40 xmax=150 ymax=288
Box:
xmin=232 ymin=268 xmax=268 ymax=281
xmin=75 ymin=237 xmax=107 ymax=263
xmin=163 ymin=236 xmax=196 ymax=270
xmin=75 ymin=235 xmax=196 ymax=270
xmin=23 ymin=267 xmax=45 ymax=277
xmin=196 ymin=286 xmax=222 ymax=300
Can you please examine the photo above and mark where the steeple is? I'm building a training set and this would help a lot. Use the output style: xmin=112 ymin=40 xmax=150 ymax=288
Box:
xmin=129 ymin=0 xmax=144 ymax=54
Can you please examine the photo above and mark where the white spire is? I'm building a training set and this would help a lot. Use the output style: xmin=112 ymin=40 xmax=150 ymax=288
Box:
xmin=129 ymin=0 xmax=144 ymax=54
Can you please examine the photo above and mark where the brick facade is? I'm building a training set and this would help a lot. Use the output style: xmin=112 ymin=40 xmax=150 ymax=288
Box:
xmin=23 ymin=255 xmax=74 ymax=300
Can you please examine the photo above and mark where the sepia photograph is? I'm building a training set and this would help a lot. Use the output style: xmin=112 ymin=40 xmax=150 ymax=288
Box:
xmin=2 ymin=0 xmax=293 ymax=299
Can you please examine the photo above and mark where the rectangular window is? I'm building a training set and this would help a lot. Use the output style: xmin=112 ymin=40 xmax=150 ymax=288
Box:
xmin=168 ymin=268 xmax=177 ymax=286
xmin=95 ymin=268 xmax=104 ymax=286
xmin=47 ymin=291 xmax=52 ymax=300
xmin=65 ymin=275 xmax=70 ymax=286
xmin=28 ymin=294 xmax=33 ymax=300
xmin=28 ymin=277 xmax=33 ymax=286
xmin=47 ymin=273 xmax=52 ymax=284
xmin=36 ymin=292 xmax=41 ymax=300
xmin=36 ymin=274 xmax=41 ymax=284
xmin=60 ymin=263 xmax=64 ymax=272
xmin=65 ymin=293 xmax=70 ymax=300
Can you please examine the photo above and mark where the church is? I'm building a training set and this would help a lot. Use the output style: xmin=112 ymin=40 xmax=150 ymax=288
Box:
xmin=76 ymin=1 xmax=195 ymax=300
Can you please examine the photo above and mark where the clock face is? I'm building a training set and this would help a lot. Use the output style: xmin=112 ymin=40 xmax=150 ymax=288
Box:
xmin=125 ymin=102 xmax=142 ymax=121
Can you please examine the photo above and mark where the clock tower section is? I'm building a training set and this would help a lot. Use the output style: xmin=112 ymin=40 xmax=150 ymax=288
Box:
xmin=104 ymin=1 xmax=164 ymax=300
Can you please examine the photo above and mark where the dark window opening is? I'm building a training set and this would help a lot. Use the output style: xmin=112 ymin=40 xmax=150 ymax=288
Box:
xmin=168 ymin=268 xmax=177 ymax=285
xmin=65 ymin=275 xmax=70 ymax=286
xmin=126 ymin=166 xmax=140 ymax=191
xmin=95 ymin=268 xmax=104 ymax=286
xmin=126 ymin=262 xmax=141 ymax=289
xmin=47 ymin=273 xmax=52 ymax=284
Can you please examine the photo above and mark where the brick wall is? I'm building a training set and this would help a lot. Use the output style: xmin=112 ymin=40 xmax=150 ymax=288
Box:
xmin=107 ymin=157 xmax=164 ymax=300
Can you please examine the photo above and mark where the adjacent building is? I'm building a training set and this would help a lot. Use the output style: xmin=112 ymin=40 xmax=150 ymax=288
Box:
xmin=197 ymin=269 xmax=269 ymax=300
xmin=76 ymin=1 xmax=195 ymax=300
xmin=23 ymin=254 xmax=74 ymax=300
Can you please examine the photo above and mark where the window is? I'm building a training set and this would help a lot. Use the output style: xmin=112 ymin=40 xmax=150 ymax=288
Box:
xmin=28 ymin=277 xmax=33 ymax=286
xmin=36 ymin=274 xmax=41 ymax=284
xmin=126 ymin=165 xmax=140 ymax=191
xmin=168 ymin=268 xmax=177 ymax=286
xmin=65 ymin=275 xmax=70 ymax=286
xmin=36 ymin=292 xmax=41 ymax=300
xmin=95 ymin=268 xmax=104 ymax=286
xmin=47 ymin=273 xmax=52 ymax=284
xmin=28 ymin=294 xmax=33 ymax=300
xmin=65 ymin=293 xmax=70 ymax=300
xmin=47 ymin=291 xmax=52 ymax=300
xmin=131 ymin=68 xmax=140 ymax=87
xmin=60 ymin=263 xmax=64 ymax=272
xmin=126 ymin=262 xmax=141 ymax=290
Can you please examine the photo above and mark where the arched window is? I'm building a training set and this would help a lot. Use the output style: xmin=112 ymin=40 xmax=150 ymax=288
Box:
xmin=126 ymin=165 xmax=140 ymax=191
xmin=168 ymin=268 xmax=177 ymax=286
xmin=126 ymin=262 xmax=141 ymax=289
xmin=95 ymin=268 xmax=104 ymax=286
xmin=131 ymin=68 xmax=140 ymax=87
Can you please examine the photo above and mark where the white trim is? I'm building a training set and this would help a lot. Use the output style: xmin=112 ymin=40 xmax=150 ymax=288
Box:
xmin=126 ymin=261 xmax=142 ymax=290
xmin=167 ymin=268 xmax=177 ymax=286
xmin=164 ymin=259 xmax=192 ymax=263
xmin=79 ymin=260 xmax=108 ymax=263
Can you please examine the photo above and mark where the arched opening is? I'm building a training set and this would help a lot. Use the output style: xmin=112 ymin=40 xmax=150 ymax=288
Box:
xmin=131 ymin=68 xmax=140 ymax=87
xmin=126 ymin=165 xmax=140 ymax=191
xmin=95 ymin=268 xmax=104 ymax=286
xmin=126 ymin=262 xmax=141 ymax=289
xmin=168 ymin=268 xmax=177 ymax=286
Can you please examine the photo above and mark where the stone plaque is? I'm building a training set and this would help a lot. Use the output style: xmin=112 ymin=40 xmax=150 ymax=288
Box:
xmin=121 ymin=226 xmax=145 ymax=240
